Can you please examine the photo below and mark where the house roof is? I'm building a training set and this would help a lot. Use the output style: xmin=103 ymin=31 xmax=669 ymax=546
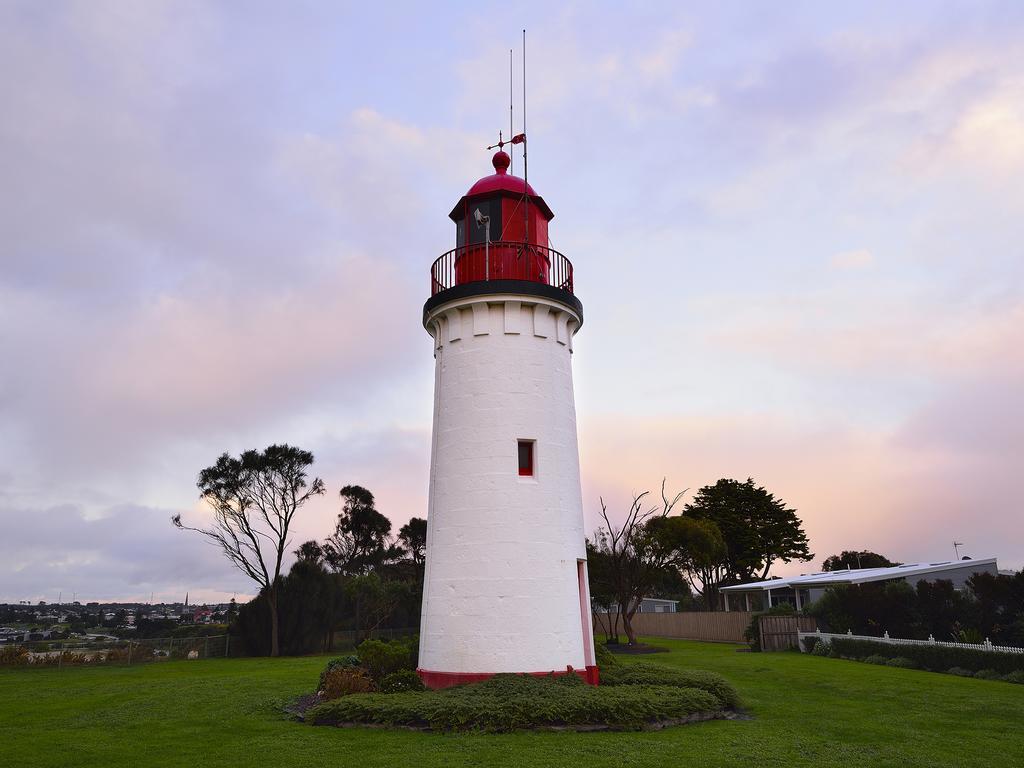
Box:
xmin=719 ymin=558 xmax=998 ymax=593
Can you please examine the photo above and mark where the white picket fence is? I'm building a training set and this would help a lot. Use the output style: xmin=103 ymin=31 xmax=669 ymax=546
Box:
xmin=798 ymin=629 xmax=1024 ymax=655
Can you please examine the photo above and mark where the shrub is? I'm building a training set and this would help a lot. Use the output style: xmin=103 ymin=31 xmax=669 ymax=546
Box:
xmin=599 ymin=662 xmax=739 ymax=709
xmin=318 ymin=655 xmax=360 ymax=690
xmin=864 ymin=655 xmax=889 ymax=665
xmin=0 ymin=646 xmax=30 ymax=666
xmin=886 ymin=657 xmax=917 ymax=669
xmin=307 ymin=673 xmax=722 ymax=732
xmin=395 ymin=634 xmax=420 ymax=670
xmin=380 ymin=669 xmax=425 ymax=694
xmin=947 ymin=667 xmax=974 ymax=677
xmin=828 ymin=638 xmax=1024 ymax=675
xmin=321 ymin=668 xmax=375 ymax=700
xmin=802 ymin=636 xmax=820 ymax=654
xmin=104 ymin=647 xmax=130 ymax=663
xmin=594 ymin=642 xmax=617 ymax=670
xmin=357 ymin=639 xmax=414 ymax=682
xmin=973 ymin=669 xmax=1001 ymax=681
xmin=1001 ymin=671 xmax=1024 ymax=684
xmin=811 ymin=640 xmax=831 ymax=657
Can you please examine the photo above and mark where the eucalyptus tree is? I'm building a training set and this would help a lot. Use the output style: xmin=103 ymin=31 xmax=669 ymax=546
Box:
xmin=172 ymin=444 xmax=325 ymax=656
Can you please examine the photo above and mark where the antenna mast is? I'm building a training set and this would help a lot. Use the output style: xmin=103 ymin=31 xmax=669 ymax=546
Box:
xmin=509 ymin=48 xmax=514 ymax=176
xmin=522 ymin=28 xmax=528 ymax=246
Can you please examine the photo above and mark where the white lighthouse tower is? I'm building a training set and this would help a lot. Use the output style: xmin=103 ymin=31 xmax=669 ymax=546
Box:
xmin=417 ymin=148 xmax=597 ymax=688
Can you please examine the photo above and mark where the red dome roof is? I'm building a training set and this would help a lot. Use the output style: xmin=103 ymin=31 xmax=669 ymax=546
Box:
xmin=466 ymin=151 xmax=538 ymax=196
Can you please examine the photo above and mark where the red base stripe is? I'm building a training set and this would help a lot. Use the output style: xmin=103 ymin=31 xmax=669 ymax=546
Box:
xmin=418 ymin=665 xmax=598 ymax=689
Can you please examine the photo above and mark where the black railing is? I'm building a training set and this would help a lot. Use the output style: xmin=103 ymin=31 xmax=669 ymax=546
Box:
xmin=430 ymin=241 xmax=574 ymax=296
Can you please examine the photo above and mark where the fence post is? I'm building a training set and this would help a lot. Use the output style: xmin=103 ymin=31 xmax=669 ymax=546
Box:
xmin=224 ymin=634 xmax=230 ymax=658
xmin=204 ymin=636 xmax=209 ymax=659
xmin=169 ymin=637 xmax=174 ymax=659
xmin=127 ymin=640 xmax=133 ymax=666
xmin=58 ymin=648 xmax=63 ymax=671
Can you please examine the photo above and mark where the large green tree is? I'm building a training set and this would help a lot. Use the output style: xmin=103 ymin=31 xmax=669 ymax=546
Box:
xmin=683 ymin=478 xmax=812 ymax=609
xmin=822 ymin=550 xmax=898 ymax=571
xmin=172 ymin=444 xmax=325 ymax=656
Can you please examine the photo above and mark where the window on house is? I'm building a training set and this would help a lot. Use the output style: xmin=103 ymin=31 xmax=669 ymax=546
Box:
xmin=518 ymin=440 xmax=534 ymax=476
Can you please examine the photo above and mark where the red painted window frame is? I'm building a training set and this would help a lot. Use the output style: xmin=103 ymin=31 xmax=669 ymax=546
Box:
xmin=518 ymin=440 xmax=534 ymax=476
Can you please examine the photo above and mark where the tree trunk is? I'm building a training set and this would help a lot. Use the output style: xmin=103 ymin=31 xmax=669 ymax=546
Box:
xmin=269 ymin=587 xmax=280 ymax=657
xmin=622 ymin=606 xmax=639 ymax=645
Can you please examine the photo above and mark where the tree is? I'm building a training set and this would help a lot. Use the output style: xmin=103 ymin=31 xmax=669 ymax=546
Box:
xmin=294 ymin=540 xmax=325 ymax=565
xmin=822 ymin=550 xmax=898 ymax=571
xmin=323 ymin=485 xmax=401 ymax=575
xmin=172 ymin=444 xmax=325 ymax=656
xmin=682 ymin=478 xmax=812 ymax=609
xmin=397 ymin=517 xmax=428 ymax=568
xmin=591 ymin=482 xmax=724 ymax=645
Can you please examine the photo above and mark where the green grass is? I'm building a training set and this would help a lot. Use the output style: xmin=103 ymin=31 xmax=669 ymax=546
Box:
xmin=2 ymin=638 xmax=1022 ymax=767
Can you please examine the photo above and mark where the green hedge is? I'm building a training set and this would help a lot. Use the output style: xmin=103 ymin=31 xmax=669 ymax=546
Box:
xmin=357 ymin=638 xmax=415 ymax=682
xmin=600 ymin=662 xmax=740 ymax=709
xmin=829 ymin=638 xmax=1024 ymax=674
xmin=306 ymin=673 xmax=722 ymax=732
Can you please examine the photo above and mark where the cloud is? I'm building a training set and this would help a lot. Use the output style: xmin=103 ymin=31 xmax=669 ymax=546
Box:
xmin=831 ymin=248 xmax=874 ymax=270
xmin=0 ymin=502 xmax=249 ymax=604
xmin=578 ymin=405 xmax=1023 ymax=575
xmin=3 ymin=3 xmax=1024 ymax=602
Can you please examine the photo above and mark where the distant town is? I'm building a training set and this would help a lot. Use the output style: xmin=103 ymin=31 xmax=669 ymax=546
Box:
xmin=0 ymin=599 xmax=237 ymax=644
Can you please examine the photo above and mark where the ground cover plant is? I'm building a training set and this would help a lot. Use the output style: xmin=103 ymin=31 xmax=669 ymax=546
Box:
xmin=304 ymin=636 xmax=737 ymax=732
xmin=3 ymin=638 xmax=1024 ymax=768
xmin=306 ymin=672 xmax=725 ymax=731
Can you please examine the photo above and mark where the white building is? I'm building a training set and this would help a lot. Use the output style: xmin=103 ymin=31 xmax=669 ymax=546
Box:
xmin=719 ymin=557 xmax=1000 ymax=612
xmin=417 ymin=149 xmax=597 ymax=688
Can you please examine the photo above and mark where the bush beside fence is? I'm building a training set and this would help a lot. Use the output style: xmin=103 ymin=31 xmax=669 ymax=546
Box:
xmin=802 ymin=632 xmax=1024 ymax=674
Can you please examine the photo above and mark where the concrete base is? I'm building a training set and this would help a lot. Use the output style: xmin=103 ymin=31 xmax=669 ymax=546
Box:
xmin=418 ymin=665 xmax=599 ymax=689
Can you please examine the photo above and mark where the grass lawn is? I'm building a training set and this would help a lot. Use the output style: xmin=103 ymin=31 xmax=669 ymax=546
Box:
xmin=2 ymin=638 xmax=1022 ymax=767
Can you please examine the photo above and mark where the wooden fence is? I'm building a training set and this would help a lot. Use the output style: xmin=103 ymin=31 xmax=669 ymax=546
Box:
xmin=759 ymin=615 xmax=818 ymax=651
xmin=594 ymin=611 xmax=756 ymax=644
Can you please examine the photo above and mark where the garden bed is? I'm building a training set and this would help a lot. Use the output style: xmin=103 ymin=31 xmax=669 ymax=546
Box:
xmin=302 ymin=670 xmax=738 ymax=732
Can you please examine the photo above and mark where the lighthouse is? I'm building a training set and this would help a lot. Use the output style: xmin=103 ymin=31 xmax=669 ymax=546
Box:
xmin=417 ymin=147 xmax=597 ymax=688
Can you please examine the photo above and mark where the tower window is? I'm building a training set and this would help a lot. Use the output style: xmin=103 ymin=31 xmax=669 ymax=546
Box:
xmin=518 ymin=440 xmax=534 ymax=476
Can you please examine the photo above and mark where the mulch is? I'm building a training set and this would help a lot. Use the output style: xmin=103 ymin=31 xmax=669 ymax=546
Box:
xmin=604 ymin=643 xmax=670 ymax=655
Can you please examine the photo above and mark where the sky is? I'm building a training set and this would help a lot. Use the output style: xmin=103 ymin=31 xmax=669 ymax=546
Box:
xmin=2 ymin=1 xmax=1022 ymax=604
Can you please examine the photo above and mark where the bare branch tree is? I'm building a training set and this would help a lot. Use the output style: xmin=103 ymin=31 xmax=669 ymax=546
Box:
xmin=172 ymin=444 xmax=325 ymax=656
xmin=588 ymin=480 xmax=722 ymax=644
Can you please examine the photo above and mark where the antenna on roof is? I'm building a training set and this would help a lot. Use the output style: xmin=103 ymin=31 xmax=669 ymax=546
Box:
xmin=522 ymin=28 xmax=529 ymax=245
xmin=509 ymin=48 xmax=514 ymax=176
xmin=953 ymin=541 xmax=965 ymax=560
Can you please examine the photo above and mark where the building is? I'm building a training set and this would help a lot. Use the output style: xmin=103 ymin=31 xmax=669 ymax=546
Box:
xmin=594 ymin=598 xmax=680 ymax=614
xmin=417 ymin=145 xmax=596 ymax=688
xmin=719 ymin=558 xmax=1000 ymax=611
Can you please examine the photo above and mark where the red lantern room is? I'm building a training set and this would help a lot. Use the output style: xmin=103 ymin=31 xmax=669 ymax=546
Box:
xmin=429 ymin=151 xmax=574 ymax=299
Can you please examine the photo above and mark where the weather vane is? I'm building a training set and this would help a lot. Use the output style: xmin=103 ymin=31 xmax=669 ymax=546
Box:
xmin=487 ymin=130 xmax=526 ymax=152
